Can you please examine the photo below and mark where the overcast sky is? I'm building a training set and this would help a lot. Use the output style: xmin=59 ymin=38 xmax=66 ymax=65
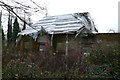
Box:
xmin=1 ymin=0 xmax=119 ymax=33
xmin=40 ymin=0 xmax=119 ymax=33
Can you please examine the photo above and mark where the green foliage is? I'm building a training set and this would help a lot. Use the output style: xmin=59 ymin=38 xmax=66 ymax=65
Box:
xmin=89 ymin=44 xmax=119 ymax=65
xmin=84 ymin=43 xmax=120 ymax=79
xmin=7 ymin=14 xmax=12 ymax=44
xmin=12 ymin=17 xmax=20 ymax=43
xmin=2 ymin=29 xmax=5 ymax=41
xmin=22 ymin=21 xmax=26 ymax=30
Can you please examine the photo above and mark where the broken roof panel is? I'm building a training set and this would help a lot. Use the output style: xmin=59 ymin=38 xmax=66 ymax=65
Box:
xmin=18 ymin=12 xmax=98 ymax=38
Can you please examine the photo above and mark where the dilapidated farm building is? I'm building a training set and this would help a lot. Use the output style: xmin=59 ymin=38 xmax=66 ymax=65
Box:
xmin=17 ymin=12 xmax=98 ymax=56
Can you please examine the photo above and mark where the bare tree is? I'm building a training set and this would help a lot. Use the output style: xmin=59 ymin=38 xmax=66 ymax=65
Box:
xmin=0 ymin=10 xmax=2 ymax=29
xmin=0 ymin=0 xmax=47 ymax=30
xmin=0 ymin=1 xmax=30 ymax=26
xmin=0 ymin=10 xmax=2 ymax=35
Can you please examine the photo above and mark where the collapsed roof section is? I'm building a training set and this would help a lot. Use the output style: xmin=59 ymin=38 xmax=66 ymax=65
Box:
xmin=18 ymin=12 xmax=98 ymax=39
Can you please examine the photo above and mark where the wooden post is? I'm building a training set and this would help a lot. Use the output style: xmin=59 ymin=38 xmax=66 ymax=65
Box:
xmin=65 ymin=33 xmax=68 ymax=70
xmin=66 ymin=34 xmax=68 ymax=56
xmin=51 ymin=34 xmax=54 ymax=47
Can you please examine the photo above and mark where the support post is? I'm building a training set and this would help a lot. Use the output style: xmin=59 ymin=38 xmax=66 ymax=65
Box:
xmin=51 ymin=34 xmax=54 ymax=47
xmin=65 ymin=33 xmax=68 ymax=70
xmin=66 ymin=34 xmax=68 ymax=56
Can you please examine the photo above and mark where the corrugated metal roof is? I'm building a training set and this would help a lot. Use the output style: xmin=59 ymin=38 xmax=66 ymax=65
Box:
xmin=18 ymin=12 xmax=97 ymax=39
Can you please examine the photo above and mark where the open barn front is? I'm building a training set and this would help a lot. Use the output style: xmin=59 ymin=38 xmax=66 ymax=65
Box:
xmin=51 ymin=34 xmax=85 ymax=69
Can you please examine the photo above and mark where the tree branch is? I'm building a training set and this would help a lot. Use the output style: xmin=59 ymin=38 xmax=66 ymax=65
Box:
xmin=0 ymin=1 xmax=39 ymax=31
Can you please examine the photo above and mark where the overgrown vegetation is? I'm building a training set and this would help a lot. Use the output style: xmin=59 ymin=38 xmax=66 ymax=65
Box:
xmin=2 ymin=42 xmax=120 ymax=79
xmin=83 ymin=43 xmax=120 ymax=79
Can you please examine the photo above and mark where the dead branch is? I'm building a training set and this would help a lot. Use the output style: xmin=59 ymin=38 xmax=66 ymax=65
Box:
xmin=0 ymin=1 xmax=39 ymax=31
